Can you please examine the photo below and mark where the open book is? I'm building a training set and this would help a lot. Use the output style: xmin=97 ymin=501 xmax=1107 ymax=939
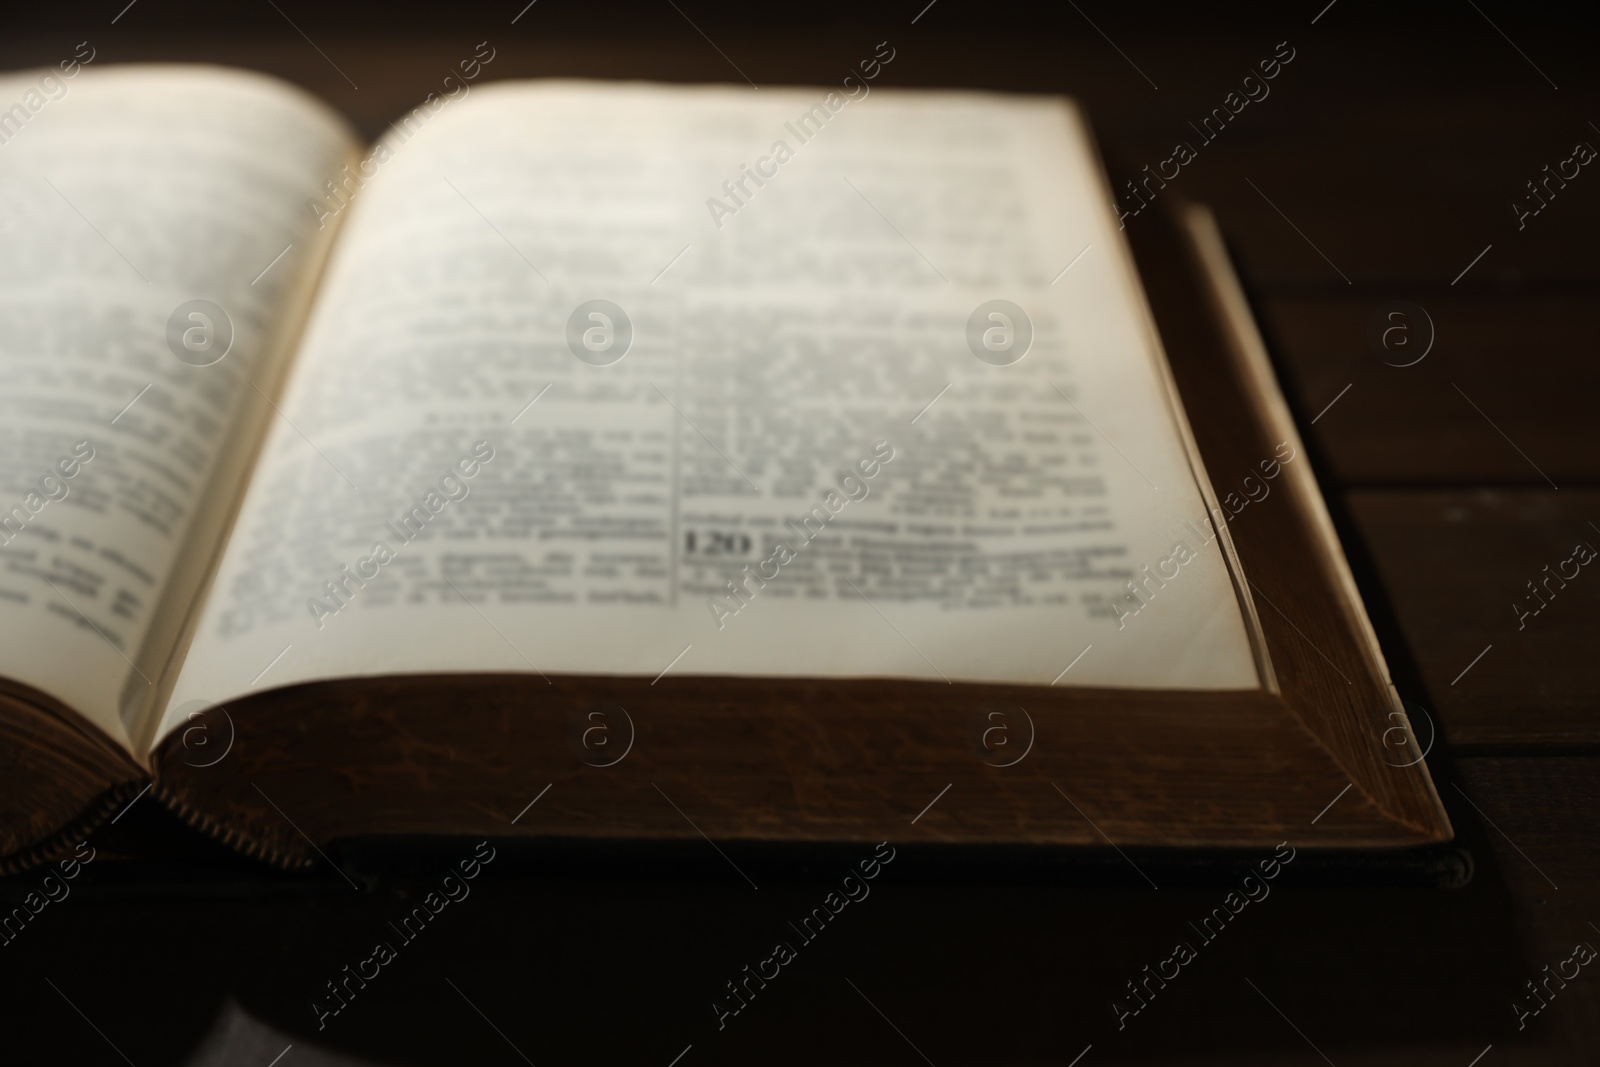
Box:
xmin=0 ymin=63 xmax=1449 ymax=871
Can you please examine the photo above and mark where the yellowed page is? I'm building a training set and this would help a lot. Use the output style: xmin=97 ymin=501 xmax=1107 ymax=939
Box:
xmin=159 ymin=81 xmax=1259 ymax=742
xmin=0 ymin=65 xmax=355 ymax=754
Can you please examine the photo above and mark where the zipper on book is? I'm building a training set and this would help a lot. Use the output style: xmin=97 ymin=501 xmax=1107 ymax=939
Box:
xmin=0 ymin=779 xmax=144 ymax=876
xmin=152 ymin=781 xmax=318 ymax=871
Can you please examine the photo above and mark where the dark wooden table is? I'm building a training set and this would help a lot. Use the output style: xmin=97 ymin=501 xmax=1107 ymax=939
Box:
xmin=3 ymin=4 xmax=1597 ymax=1063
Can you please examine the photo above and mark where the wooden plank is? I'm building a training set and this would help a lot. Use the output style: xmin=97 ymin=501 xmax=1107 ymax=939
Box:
xmin=0 ymin=15 xmax=1595 ymax=1061
xmin=5 ymin=756 xmax=1596 ymax=1065
xmin=1259 ymin=295 xmax=1600 ymax=485
xmin=1347 ymin=489 xmax=1600 ymax=746
xmin=1449 ymin=756 xmax=1600 ymax=1059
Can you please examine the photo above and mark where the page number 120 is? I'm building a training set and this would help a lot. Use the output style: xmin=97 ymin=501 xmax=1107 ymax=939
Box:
xmin=684 ymin=530 xmax=751 ymax=556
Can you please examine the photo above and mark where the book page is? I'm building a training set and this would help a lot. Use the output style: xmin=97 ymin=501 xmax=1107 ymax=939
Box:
xmin=0 ymin=65 xmax=355 ymax=754
xmin=160 ymin=80 xmax=1261 ymax=741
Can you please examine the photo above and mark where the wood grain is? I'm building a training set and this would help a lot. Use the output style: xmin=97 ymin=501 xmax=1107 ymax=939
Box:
xmin=1261 ymin=296 xmax=1600 ymax=486
xmin=1346 ymin=489 xmax=1600 ymax=747
xmin=0 ymin=755 xmax=1592 ymax=1067
xmin=1 ymin=10 xmax=1596 ymax=1064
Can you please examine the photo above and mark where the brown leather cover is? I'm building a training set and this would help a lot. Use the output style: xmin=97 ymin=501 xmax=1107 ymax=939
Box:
xmin=143 ymin=199 xmax=1451 ymax=867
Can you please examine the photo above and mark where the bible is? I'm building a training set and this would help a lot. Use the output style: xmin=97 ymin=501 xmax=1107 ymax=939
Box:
xmin=0 ymin=63 xmax=1449 ymax=873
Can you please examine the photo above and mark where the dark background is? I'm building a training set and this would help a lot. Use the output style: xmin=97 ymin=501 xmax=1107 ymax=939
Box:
xmin=3 ymin=2 xmax=1598 ymax=1063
